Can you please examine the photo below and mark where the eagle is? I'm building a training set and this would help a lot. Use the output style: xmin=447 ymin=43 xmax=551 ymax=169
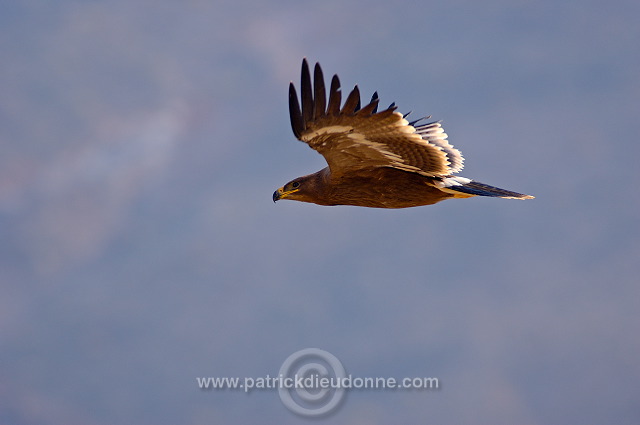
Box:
xmin=273 ymin=59 xmax=534 ymax=208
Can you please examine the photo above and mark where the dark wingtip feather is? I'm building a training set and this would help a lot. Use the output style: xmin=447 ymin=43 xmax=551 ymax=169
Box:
xmin=327 ymin=75 xmax=342 ymax=115
xmin=370 ymin=92 xmax=379 ymax=113
xmin=313 ymin=63 xmax=326 ymax=120
xmin=300 ymin=59 xmax=314 ymax=124
xmin=289 ymin=82 xmax=303 ymax=139
xmin=356 ymin=94 xmax=379 ymax=116
xmin=341 ymin=85 xmax=361 ymax=115
xmin=408 ymin=116 xmax=430 ymax=126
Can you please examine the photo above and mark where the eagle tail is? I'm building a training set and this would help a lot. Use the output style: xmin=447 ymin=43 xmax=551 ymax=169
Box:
xmin=436 ymin=177 xmax=534 ymax=200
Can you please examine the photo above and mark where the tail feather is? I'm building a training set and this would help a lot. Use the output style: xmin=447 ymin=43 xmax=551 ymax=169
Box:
xmin=436 ymin=177 xmax=534 ymax=200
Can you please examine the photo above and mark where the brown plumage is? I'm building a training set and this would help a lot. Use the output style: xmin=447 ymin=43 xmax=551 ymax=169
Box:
xmin=273 ymin=59 xmax=534 ymax=208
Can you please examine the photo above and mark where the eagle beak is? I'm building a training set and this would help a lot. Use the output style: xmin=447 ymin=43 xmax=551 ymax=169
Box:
xmin=273 ymin=187 xmax=285 ymax=202
xmin=273 ymin=186 xmax=299 ymax=202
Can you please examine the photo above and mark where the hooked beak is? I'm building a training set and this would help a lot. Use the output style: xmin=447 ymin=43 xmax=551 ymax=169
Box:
xmin=273 ymin=187 xmax=284 ymax=202
xmin=273 ymin=186 xmax=298 ymax=202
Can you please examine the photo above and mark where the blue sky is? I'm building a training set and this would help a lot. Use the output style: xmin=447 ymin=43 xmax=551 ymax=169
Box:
xmin=1 ymin=0 xmax=639 ymax=424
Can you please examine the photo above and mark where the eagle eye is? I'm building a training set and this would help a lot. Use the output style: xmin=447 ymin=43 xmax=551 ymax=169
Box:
xmin=292 ymin=181 xmax=300 ymax=189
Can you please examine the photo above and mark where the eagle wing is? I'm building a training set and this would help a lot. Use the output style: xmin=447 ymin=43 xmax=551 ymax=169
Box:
xmin=289 ymin=59 xmax=464 ymax=180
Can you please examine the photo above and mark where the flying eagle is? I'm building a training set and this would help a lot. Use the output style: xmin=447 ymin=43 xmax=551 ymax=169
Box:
xmin=273 ymin=59 xmax=534 ymax=208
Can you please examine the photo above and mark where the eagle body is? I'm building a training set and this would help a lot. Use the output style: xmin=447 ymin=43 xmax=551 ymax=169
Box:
xmin=273 ymin=59 xmax=533 ymax=208
xmin=276 ymin=167 xmax=461 ymax=208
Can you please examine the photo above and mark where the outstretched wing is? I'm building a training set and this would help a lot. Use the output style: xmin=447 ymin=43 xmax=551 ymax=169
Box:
xmin=289 ymin=59 xmax=464 ymax=179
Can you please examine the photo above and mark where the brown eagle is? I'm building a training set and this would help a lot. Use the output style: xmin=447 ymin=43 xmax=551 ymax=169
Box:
xmin=273 ymin=59 xmax=534 ymax=208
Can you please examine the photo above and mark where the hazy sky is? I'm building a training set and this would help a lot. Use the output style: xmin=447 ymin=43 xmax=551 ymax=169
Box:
xmin=1 ymin=0 xmax=639 ymax=424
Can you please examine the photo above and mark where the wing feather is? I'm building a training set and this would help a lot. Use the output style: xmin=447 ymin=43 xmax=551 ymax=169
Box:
xmin=370 ymin=92 xmax=379 ymax=114
xmin=327 ymin=75 xmax=341 ymax=116
xmin=341 ymin=85 xmax=361 ymax=115
xmin=288 ymin=83 xmax=303 ymax=139
xmin=415 ymin=121 xmax=464 ymax=173
xmin=289 ymin=60 xmax=464 ymax=179
xmin=356 ymin=96 xmax=379 ymax=116
xmin=300 ymin=59 xmax=314 ymax=124
xmin=313 ymin=63 xmax=326 ymax=119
